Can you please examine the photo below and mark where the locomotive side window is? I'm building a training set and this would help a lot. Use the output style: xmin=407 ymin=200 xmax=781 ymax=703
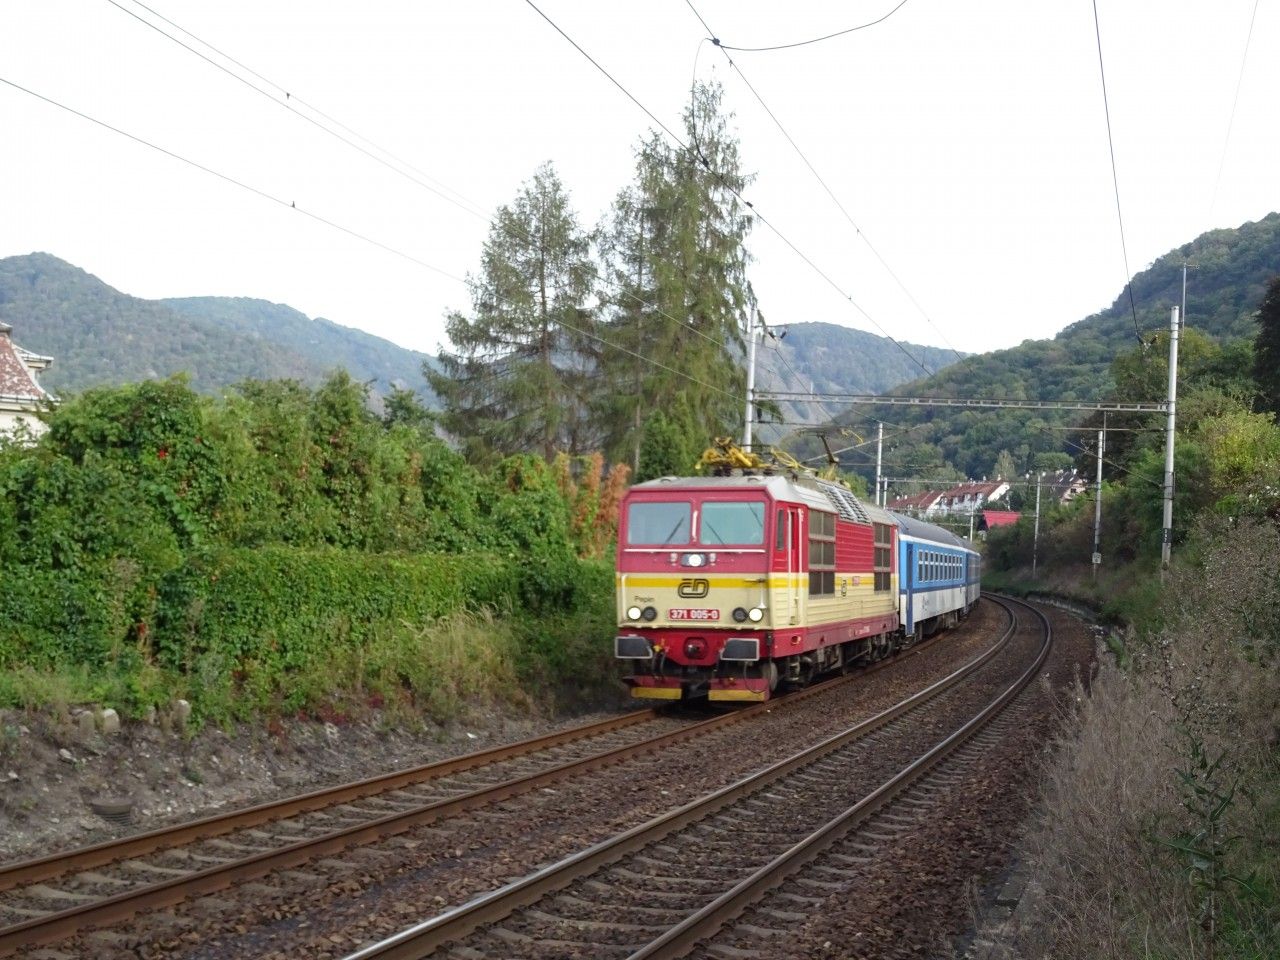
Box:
xmin=626 ymin=501 xmax=691 ymax=545
xmin=808 ymin=510 xmax=836 ymax=596
xmin=699 ymin=501 xmax=765 ymax=545
xmin=873 ymin=522 xmax=892 ymax=592
xmin=775 ymin=509 xmax=788 ymax=551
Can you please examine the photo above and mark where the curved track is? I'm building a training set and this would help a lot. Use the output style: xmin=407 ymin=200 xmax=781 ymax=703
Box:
xmin=338 ymin=596 xmax=1049 ymax=960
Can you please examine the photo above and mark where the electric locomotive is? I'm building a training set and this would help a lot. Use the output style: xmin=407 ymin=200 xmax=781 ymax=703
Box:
xmin=614 ymin=446 xmax=980 ymax=702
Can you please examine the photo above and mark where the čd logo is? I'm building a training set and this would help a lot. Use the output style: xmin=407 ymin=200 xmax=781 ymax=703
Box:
xmin=677 ymin=578 xmax=710 ymax=598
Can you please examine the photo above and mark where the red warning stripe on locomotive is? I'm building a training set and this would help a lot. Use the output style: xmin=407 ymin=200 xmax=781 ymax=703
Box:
xmin=667 ymin=608 xmax=721 ymax=621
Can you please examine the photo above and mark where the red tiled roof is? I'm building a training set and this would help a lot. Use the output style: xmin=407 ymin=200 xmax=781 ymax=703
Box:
xmin=888 ymin=490 xmax=942 ymax=510
xmin=981 ymin=510 xmax=1021 ymax=528
xmin=945 ymin=480 xmax=1007 ymax=499
xmin=0 ymin=328 xmax=48 ymax=400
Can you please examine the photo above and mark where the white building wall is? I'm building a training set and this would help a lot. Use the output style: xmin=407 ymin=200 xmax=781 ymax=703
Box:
xmin=0 ymin=406 xmax=48 ymax=441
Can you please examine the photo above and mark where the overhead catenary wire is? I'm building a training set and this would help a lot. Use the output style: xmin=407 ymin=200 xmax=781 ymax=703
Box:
xmin=761 ymin=329 xmax=805 ymax=385
xmin=104 ymin=0 xmax=745 ymax=366
xmin=686 ymin=0 xmax=966 ymax=371
xmin=522 ymin=0 xmax=936 ymax=382
xmin=0 ymin=74 xmax=742 ymax=410
xmin=1090 ymin=0 xmax=1144 ymax=346
xmin=117 ymin=0 xmax=919 ymax=384
xmin=707 ymin=0 xmax=914 ymax=53
xmin=1207 ymin=0 xmax=1262 ymax=222
xmin=113 ymin=0 xmax=478 ymax=214
xmin=780 ymin=391 xmax=1161 ymax=489
xmin=101 ymin=0 xmax=485 ymax=218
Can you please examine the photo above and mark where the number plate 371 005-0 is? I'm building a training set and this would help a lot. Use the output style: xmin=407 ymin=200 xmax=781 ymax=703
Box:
xmin=668 ymin=608 xmax=720 ymax=621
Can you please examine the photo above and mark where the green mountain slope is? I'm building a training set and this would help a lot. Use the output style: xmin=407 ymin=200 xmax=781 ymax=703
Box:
xmin=0 ymin=253 xmax=433 ymax=399
xmin=163 ymin=296 xmax=435 ymax=396
xmin=751 ymin=323 xmax=966 ymax=436
xmin=0 ymin=254 xmax=313 ymax=394
xmin=0 ymin=252 xmax=961 ymax=423
xmin=802 ymin=213 xmax=1280 ymax=482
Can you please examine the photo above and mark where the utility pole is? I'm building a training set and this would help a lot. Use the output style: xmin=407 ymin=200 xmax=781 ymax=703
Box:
xmin=1161 ymin=306 xmax=1180 ymax=575
xmin=1181 ymin=262 xmax=1187 ymax=330
xmin=874 ymin=422 xmax=884 ymax=507
xmin=1032 ymin=472 xmax=1043 ymax=579
xmin=742 ymin=303 xmax=759 ymax=449
xmin=1092 ymin=412 xmax=1105 ymax=579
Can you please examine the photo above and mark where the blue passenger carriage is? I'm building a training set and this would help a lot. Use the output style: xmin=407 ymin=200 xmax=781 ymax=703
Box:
xmin=893 ymin=513 xmax=981 ymax=640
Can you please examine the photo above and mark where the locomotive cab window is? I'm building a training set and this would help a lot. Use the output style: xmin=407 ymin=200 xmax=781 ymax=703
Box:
xmin=699 ymin=501 xmax=765 ymax=545
xmin=626 ymin=501 xmax=691 ymax=545
xmin=808 ymin=510 xmax=836 ymax=596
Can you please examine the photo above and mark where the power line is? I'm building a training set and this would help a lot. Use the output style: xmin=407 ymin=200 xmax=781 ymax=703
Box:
xmin=762 ymin=330 xmax=804 ymax=385
xmin=106 ymin=0 xmax=742 ymax=366
xmin=758 ymin=392 xmax=1167 ymax=413
xmin=115 ymin=0 xmax=475 ymax=214
xmin=709 ymin=0 xmax=914 ymax=53
xmin=522 ymin=0 xmax=935 ymax=381
xmin=793 ymin=395 xmax=1163 ymax=491
xmin=686 ymin=0 xmax=965 ymax=372
xmin=0 ymin=76 xmax=464 ymax=285
xmin=103 ymin=0 xmax=484 ymax=218
xmin=521 ymin=0 xmax=685 ymax=146
xmin=1090 ymin=0 xmax=1143 ymax=346
xmin=0 ymin=73 xmax=742 ymax=409
xmin=1207 ymin=0 xmax=1262 ymax=222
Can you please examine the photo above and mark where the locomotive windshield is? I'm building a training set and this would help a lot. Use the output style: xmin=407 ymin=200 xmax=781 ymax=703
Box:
xmin=626 ymin=501 xmax=691 ymax=545
xmin=698 ymin=501 xmax=765 ymax=545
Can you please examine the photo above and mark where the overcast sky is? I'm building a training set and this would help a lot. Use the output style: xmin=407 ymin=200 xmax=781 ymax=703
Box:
xmin=3 ymin=1 xmax=1276 ymax=367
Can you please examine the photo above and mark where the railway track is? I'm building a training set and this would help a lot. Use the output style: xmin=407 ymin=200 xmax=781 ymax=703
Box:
xmin=0 ymin=626 xmax=952 ymax=956
xmin=338 ymin=595 xmax=1048 ymax=960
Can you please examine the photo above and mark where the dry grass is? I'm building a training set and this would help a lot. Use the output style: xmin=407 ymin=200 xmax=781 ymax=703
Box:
xmin=1014 ymin=519 xmax=1280 ymax=960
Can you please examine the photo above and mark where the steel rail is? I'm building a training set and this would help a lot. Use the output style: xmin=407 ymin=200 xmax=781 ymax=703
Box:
xmin=339 ymin=601 xmax=1019 ymax=960
xmin=628 ymin=595 xmax=1052 ymax=959
xmin=0 ymin=621 xmax=957 ymax=955
xmin=0 ymin=708 xmax=657 ymax=894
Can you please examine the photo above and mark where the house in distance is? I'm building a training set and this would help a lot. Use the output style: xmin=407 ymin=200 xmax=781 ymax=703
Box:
xmin=0 ymin=322 xmax=53 ymax=440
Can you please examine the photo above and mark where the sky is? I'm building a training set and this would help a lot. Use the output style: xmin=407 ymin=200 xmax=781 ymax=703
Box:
xmin=2 ymin=1 xmax=1276 ymax=366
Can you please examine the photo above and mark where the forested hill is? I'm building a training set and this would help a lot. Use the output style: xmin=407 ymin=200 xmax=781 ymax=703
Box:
xmin=0 ymin=253 xmax=433 ymax=399
xmin=162 ymin=297 xmax=435 ymax=397
xmin=753 ymin=322 xmax=965 ymax=431
xmin=808 ymin=213 xmax=1280 ymax=481
xmin=0 ymin=251 xmax=961 ymax=416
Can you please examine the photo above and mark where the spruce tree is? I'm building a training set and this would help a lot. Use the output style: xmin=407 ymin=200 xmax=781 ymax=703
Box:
xmin=428 ymin=163 xmax=597 ymax=463
xmin=597 ymin=82 xmax=754 ymax=469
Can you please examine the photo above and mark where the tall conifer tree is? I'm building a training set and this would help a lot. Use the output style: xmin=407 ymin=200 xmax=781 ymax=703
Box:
xmin=429 ymin=163 xmax=598 ymax=463
xmin=598 ymin=83 xmax=754 ymax=474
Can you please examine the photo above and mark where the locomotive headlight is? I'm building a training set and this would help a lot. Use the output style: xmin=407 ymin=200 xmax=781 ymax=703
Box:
xmin=642 ymin=606 xmax=658 ymax=621
xmin=747 ymin=607 xmax=765 ymax=623
xmin=732 ymin=607 xmax=748 ymax=623
xmin=626 ymin=605 xmax=643 ymax=621
xmin=681 ymin=553 xmax=706 ymax=568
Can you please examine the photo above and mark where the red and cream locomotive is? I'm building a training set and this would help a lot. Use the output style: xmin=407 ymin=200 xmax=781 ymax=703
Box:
xmin=614 ymin=445 xmax=980 ymax=701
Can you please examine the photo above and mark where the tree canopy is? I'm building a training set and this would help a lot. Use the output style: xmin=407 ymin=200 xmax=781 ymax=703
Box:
xmin=428 ymin=163 xmax=598 ymax=463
